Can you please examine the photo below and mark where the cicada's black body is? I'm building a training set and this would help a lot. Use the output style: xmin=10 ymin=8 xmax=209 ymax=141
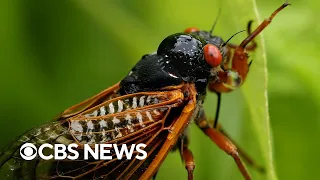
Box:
xmin=120 ymin=32 xmax=227 ymax=97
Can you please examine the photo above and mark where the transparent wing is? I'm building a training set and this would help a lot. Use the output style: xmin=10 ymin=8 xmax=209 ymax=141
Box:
xmin=56 ymin=82 xmax=120 ymax=120
xmin=0 ymin=87 xmax=188 ymax=180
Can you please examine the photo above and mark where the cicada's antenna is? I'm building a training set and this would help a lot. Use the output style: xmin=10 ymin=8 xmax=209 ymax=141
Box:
xmin=221 ymin=30 xmax=246 ymax=47
xmin=209 ymin=8 xmax=222 ymax=35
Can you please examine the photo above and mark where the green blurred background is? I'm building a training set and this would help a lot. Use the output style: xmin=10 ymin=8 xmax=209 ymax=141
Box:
xmin=0 ymin=0 xmax=319 ymax=179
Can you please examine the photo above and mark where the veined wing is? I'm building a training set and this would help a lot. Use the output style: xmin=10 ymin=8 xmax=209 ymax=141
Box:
xmin=0 ymin=82 xmax=120 ymax=179
xmin=0 ymin=87 xmax=189 ymax=180
xmin=56 ymin=82 xmax=120 ymax=120
xmin=50 ymin=89 xmax=185 ymax=179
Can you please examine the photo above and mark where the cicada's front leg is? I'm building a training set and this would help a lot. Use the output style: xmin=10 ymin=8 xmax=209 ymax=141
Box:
xmin=222 ymin=20 xmax=257 ymax=70
xmin=227 ymin=20 xmax=257 ymax=52
xmin=209 ymin=2 xmax=290 ymax=93
xmin=210 ymin=19 xmax=258 ymax=127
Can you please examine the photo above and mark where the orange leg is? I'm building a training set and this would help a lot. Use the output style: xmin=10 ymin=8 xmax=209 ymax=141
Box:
xmin=178 ymin=136 xmax=195 ymax=180
xmin=222 ymin=47 xmax=233 ymax=70
xmin=209 ymin=2 xmax=290 ymax=93
xmin=216 ymin=124 xmax=265 ymax=173
xmin=211 ymin=95 xmax=264 ymax=170
xmin=195 ymin=109 xmax=251 ymax=180
xmin=213 ymin=20 xmax=258 ymax=127
xmin=232 ymin=2 xmax=290 ymax=81
xmin=227 ymin=21 xmax=257 ymax=51
xmin=223 ymin=20 xmax=257 ymax=70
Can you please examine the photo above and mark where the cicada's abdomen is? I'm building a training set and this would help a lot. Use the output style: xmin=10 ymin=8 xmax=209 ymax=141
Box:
xmin=0 ymin=121 xmax=70 ymax=179
xmin=67 ymin=93 xmax=172 ymax=145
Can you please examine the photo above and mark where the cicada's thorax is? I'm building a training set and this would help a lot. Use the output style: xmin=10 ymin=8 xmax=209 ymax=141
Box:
xmin=119 ymin=32 xmax=228 ymax=97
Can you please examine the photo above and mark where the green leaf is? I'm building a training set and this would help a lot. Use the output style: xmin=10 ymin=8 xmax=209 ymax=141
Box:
xmin=156 ymin=0 xmax=279 ymax=179
xmin=241 ymin=1 xmax=278 ymax=180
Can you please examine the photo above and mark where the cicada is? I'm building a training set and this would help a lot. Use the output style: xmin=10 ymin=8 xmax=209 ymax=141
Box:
xmin=0 ymin=2 xmax=289 ymax=180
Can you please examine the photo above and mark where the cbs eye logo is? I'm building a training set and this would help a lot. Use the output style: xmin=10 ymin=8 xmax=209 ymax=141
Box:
xmin=20 ymin=143 xmax=37 ymax=160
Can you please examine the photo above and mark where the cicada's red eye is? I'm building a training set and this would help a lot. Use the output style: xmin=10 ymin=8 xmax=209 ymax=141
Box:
xmin=184 ymin=27 xmax=200 ymax=33
xmin=203 ymin=44 xmax=222 ymax=67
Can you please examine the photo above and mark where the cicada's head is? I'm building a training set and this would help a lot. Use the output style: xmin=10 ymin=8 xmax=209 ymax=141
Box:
xmin=156 ymin=27 xmax=241 ymax=95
